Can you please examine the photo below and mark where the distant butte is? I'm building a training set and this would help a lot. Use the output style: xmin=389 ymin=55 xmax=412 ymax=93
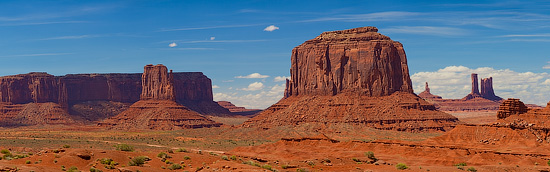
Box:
xmin=244 ymin=26 xmax=458 ymax=132
xmin=419 ymin=73 xmax=505 ymax=111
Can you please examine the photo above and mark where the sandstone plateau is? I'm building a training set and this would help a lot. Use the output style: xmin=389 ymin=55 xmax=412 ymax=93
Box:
xmin=98 ymin=64 xmax=221 ymax=130
xmin=0 ymin=65 xmax=230 ymax=127
xmin=245 ymin=26 xmax=458 ymax=132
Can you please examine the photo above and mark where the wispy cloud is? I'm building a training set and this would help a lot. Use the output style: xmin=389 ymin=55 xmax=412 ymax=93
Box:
xmin=159 ymin=24 xmax=264 ymax=32
xmin=235 ymin=73 xmax=269 ymax=79
xmin=37 ymin=35 xmax=100 ymax=41
xmin=168 ymin=42 xmax=177 ymax=47
xmin=181 ymin=40 xmax=267 ymax=43
xmin=383 ymin=26 xmax=467 ymax=36
xmin=212 ymin=85 xmax=220 ymax=89
xmin=544 ymin=62 xmax=550 ymax=69
xmin=499 ymin=34 xmax=550 ymax=37
xmin=0 ymin=20 xmax=88 ymax=26
xmin=302 ymin=11 xmax=422 ymax=22
xmin=163 ymin=48 xmax=217 ymax=50
xmin=0 ymin=53 xmax=73 ymax=58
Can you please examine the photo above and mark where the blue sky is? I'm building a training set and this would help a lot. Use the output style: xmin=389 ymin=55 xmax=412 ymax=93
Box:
xmin=1 ymin=0 xmax=549 ymax=108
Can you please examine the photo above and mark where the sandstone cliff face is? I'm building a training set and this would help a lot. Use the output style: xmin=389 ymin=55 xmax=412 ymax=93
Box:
xmin=285 ymin=26 xmax=413 ymax=97
xmin=245 ymin=27 xmax=458 ymax=132
xmin=480 ymin=77 xmax=502 ymax=101
xmin=141 ymin=64 xmax=175 ymax=100
xmin=0 ymin=72 xmax=59 ymax=104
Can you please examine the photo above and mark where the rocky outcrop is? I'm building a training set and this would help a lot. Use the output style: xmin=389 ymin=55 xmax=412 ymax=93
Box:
xmin=463 ymin=73 xmax=502 ymax=101
xmin=462 ymin=73 xmax=483 ymax=100
xmin=497 ymin=98 xmax=528 ymax=119
xmin=245 ymin=27 xmax=458 ymax=132
xmin=216 ymin=101 xmax=262 ymax=116
xmin=141 ymin=64 xmax=175 ymax=100
xmin=418 ymin=82 xmax=442 ymax=100
xmin=99 ymin=64 xmax=221 ymax=130
xmin=480 ymin=77 xmax=502 ymax=101
xmin=284 ymin=26 xmax=413 ymax=97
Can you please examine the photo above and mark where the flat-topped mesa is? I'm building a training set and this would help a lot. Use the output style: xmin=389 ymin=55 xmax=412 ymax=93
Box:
xmin=285 ymin=26 xmax=413 ymax=97
xmin=0 ymin=72 xmax=59 ymax=104
xmin=140 ymin=64 xmax=175 ymax=101
xmin=480 ymin=77 xmax=503 ymax=101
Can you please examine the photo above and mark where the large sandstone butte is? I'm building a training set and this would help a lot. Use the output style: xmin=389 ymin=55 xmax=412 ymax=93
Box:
xmin=98 ymin=64 xmax=221 ymax=130
xmin=0 ymin=66 xmax=230 ymax=126
xmin=245 ymin=26 xmax=458 ymax=132
xmin=419 ymin=73 xmax=504 ymax=111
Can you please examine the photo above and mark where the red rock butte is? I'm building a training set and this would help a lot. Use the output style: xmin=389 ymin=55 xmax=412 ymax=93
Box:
xmin=98 ymin=64 xmax=221 ymax=130
xmin=245 ymin=26 xmax=459 ymax=132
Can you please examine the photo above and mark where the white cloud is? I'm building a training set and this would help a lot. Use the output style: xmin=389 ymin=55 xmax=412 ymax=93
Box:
xmin=210 ymin=37 xmax=215 ymax=40
xmin=411 ymin=66 xmax=550 ymax=105
xmin=168 ymin=42 xmax=177 ymax=47
xmin=384 ymin=26 xmax=467 ymax=36
xmin=213 ymin=84 xmax=285 ymax=109
xmin=238 ymin=82 xmax=264 ymax=91
xmin=222 ymin=80 xmax=234 ymax=82
xmin=235 ymin=73 xmax=269 ymax=79
xmin=274 ymin=76 xmax=290 ymax=82
xmin=212 ymin=85 xmax=219 ymax=89
xmin=544 ymin=62 xmax=550 ymax=69
xmin=263 ymin=25 xmax=279 ymax=32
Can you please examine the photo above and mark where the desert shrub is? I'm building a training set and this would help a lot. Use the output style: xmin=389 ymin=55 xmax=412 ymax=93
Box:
xmin=281 ymin=164 xmax=288 ymax=169
xmin=0 ymin=149 xmax=10 ymax=154
xmin=296 ymin=168 xmax=308 ymax=172
xmin=365 ymin=151 xmax=376 ymax=161
xmin=457 ymin=166 xmax=464 ymax=170
xmin=209 ymin=152 xmax=218 ymax=156
xmin=168 ymin=149 xmax=174 ymax=153
xmin=230 ymin=155 xmax=237 ymax=160
xmin=262 ymin=164 xmax=272 ymax=170
xmin=67 ymin=166 xmax=78 ymax=172
xmin=547 ymin=160 xmax=550 ymax=166
xmin=396 ymin=163 xmax=408 ymax=170
xmin=455 ymin=162 xmax=467 ymax=166
xmin=63 ymin=145 xmax=71 ymax=148
xmin=352 ymin=158 xmax=361 ymax=162
xmin=221 ymin=156 xmax=229 ymax=161
xmin=165 ymin=160 xmax=173 ymax=164
xmin=467 ymin=167 xmax=477 ymax=172
xmin=114 ymin=144 xmax=134 ymax=152
xmin=157 ymin=152 xmax=171 ymax=159
xmin=176 ymin=148 xmax=188 ymax=152
xmin=184 ymin=156 xmax=191 ymax=160
xmin=99 ymin=158 xmax=113 ymax=165
xmin=25 ymin=160 xmax=31 ymax=164
xmin=128 ymin=156 xmax=149 ymax=166
xmin=89 ymin=167 xmax=102 ymax=172
xmin=168 ymin=164 xmax=182 ymax=170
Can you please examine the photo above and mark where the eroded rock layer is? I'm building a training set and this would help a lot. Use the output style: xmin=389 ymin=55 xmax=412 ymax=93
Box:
xmin=243 ymin=92 xmax=457 ymax=132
